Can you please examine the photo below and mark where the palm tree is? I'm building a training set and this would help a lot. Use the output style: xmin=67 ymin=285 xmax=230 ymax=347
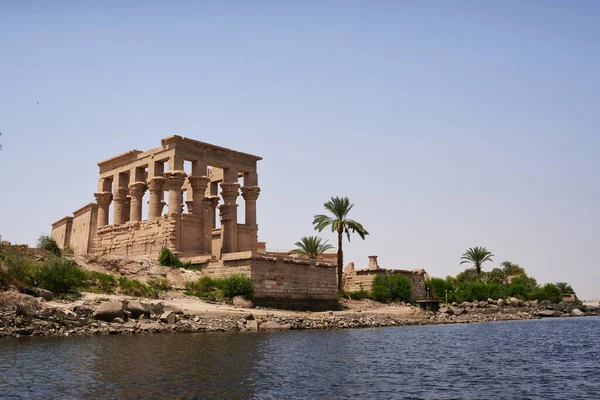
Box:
xmin=555 ymin=282 xmax=574 ymax=295
xmin=313 ymin=196 xmax=369 ymax=291
xmin=460 ymin=246 xmax=494 ymax=281
xmin=289 ymin=236 xmax=334 ymax=259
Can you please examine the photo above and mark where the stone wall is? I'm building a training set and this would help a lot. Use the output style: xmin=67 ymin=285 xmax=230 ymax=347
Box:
xmin=94 ymin=216 xmax=178 ymax=257
xmin=197 ymin=252 xmax=338 ymax=311
xmin=69 ymin=203 xmax=98 ymax=254
xmin=343 ymin=268 xmax=428 ymax=302
xmin=51 ymin=217 xmax=72 ymax=249
xmin=180 ymin=214 xmax=201 ymax=254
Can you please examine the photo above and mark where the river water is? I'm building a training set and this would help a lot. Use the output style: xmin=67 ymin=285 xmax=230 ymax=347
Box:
xmin=1 ymin=317 xmax=598 ymax=399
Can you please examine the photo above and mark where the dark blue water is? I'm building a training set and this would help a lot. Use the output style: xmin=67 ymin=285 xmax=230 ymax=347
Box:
xmin=1 ymin=317 xmax=599 ymax=399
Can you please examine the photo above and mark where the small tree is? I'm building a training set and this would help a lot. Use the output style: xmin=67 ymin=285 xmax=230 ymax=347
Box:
xmin=460 ymin=247 xmax=494 ymax=281
xmin=501 ymin=261 xmax=525 ymax=276
xmin=371 ymin=274 xmax=412 ymax=303
xmin=289 ymin=236 xmax=334 ymax=259
xmin=37 ymin=234 xmax=61 ymax=257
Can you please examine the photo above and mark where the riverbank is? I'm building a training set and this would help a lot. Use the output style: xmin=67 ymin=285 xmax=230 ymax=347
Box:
xmin=2 ymin=290 xmax=598 ymax=338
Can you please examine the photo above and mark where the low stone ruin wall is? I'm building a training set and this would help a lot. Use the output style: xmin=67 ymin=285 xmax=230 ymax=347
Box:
xmin=343 ymin=269 xmax=428 ymax=301
xmin=94 ymin=216 xmax=178 ymax=257
xmin=201 ymin=252 xmax=339 ymax=311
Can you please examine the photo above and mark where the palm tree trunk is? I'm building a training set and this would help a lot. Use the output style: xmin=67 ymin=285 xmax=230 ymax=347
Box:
xmin=337 ymin=229 xmax=343 ymax=292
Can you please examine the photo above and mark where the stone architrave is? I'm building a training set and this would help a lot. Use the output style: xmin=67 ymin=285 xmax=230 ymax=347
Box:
xmin=129 ymin=182 xmax=147 ymax=222
xmin=94 ymin=192 xmax=113 ymax=228
xmin=241 ymin=186 xmax=260 ymax=250
xmin=163 ymin=171 xmax=187 ymax=215
xmin=219 ymin=182 xmax=240 ymax=254
xmin=147 ymin=177 xmax=166 ymax=219
xmin=112 ymin=187 xmax=129 ymax=225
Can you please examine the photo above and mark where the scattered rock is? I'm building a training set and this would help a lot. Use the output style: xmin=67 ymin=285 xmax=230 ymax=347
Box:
xmin=478 ymin=301 xmax=487 ymax=308
xmin=452 ymin=307 xmax=466 ymax=316
xmin=536 ymin=310 xmax=556 ymax=317
xmin=160 ymin=311 xmax=176 ymax=324
xmin=92 ymin=302 xmax=124 ymax=322
xmin=243 ymin=313 xmax=254 ymax=320
xmin=163 ymin=304 xmax=184 ymax=315
xmin=127 ymin=301 xmax=149 ymax=319
xmin=16 ymin=296 xmax=42 ymax=317
xmin=487 ymin=298 xmax=495 ymax=304
xmin=259 ymin=322 xmax=292 ymax=331
xmin=497 ymin=299 xmax=504 ymax=307
xmin=233 ymin=296 xmax=253 ymax=308
xmin=246 ymin=320 xmax=259 ymax=332
xmin=570 ymin=309 xmax=584 ymax=317
xmin=113 ymin=317 xmax=125 ymax=324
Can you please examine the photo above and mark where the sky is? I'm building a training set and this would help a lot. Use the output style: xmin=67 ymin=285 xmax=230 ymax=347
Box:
xmin=1 ymin=1 xmax=598 ymax=299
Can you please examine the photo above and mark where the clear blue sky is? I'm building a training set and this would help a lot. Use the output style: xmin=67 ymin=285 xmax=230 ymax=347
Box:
xmin=1 ymin=1 xmax=598 ymax=299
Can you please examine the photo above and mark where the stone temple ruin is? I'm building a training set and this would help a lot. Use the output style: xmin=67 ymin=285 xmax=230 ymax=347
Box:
xmin=343 ymin=256 xmax=428 ymax=302
xmin=51 ymin=136 xmax=338 ymax=310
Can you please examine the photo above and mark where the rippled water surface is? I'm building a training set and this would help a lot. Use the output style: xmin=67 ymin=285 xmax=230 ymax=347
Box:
xmin=1 ymin=317 xmax=599 ymax=399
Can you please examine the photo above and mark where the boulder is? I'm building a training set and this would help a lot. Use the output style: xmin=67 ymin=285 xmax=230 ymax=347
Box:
xmin=159 ymin=311 xmax=176 ymax=324
xmin=509 ymin=297 xmax=520 ymax=306
xmin=246 ymin=320 xmax=259 ymax=332
xmin=471 ymin=302 xmax=478 ymax=309
xmin=438 ymin=307 xmax=450 ymax=314
xmin=497 ymin=299 xmax=504 ymax=307
xmin=530 ymin=300 xmax=538 ymax=307
xmin=127 ymin=301 xmax=150 ymax=319
xmin=461 ymin=302 xmax=472 ymax=309
xmin=233 ymin=296 xmax=253 ymax=308
xmin=92 ymin=301 xmax=124 ymax=322
xmin=570 ymin=309 xmax=584 ymax=317
xmin=523 ymin=301 xmax=531 ymax=307
xmin=452 ymin=307 xmax=466 ymax=316
xmin=164 ymin=304 xmax=184 ymax=315
xmin=243 ymin=312 xmax=254 ymax=320
xmin=536 ymin=310 xmax=556 ymax=317
xmin=259 ymin=322 xmax=292 ymax=331
xmin=113 ymin=317 xmax=125 ymax=324
xmin=487 ymin=298 xmax=495 ymax=304
xmin=478 ymin=301 xmax=488 ymax=308
xmin=16 ymin=296 xmax=42 ymax=317
xmin=0 ymin=291 xmax=34 ymax=311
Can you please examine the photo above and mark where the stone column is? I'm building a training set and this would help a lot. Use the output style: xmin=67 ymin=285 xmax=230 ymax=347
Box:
xmin=209 ymin=196 xmax=220 ymax=229
xmin=203 ymin=197 xmax=216 ymax=255
xmin=219 ymin=182 xmax=240 ymax=254
xmin=241 ymin=186 xmax=260 ymax=251
xmin=188 ymin=176 xmax=210 ymax=217
xmin=164 ymin=171 xmax=187 ymax=215
xmin=94 ymin=192 xmax=113 ymax=228
xmin=147 ymin=177 xmax=165 ymax=219
xmin=112 ymin=187 xmax=129 ymax=225
xmin=124 ymin=196 xmax=131 ymax=223
xmin=129 ymin=182 xmax=147 ymax=222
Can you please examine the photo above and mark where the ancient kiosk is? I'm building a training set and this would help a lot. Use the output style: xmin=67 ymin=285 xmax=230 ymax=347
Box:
xmin=51 ymin=136 xmax=338 ymax=310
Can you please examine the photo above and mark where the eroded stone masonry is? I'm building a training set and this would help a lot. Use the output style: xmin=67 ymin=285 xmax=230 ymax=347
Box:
xmin=51 ymin=136 xmax=338 ymax=310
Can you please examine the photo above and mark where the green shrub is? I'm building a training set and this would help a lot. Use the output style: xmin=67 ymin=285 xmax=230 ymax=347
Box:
xmin=0 ymin=248 xmax=38 ymax=288
xmin=345 ymin=290 xmax=371 ymax=300
xmin=36 ymin=234 xmax=61 ymax=257
xmin=158 ymin=248 xmax=194 ymax=269
xmin=148 ymin=278 xmax=171 ymax=298
xmin=221 ymin=274 xmax=254 ymax=299
xmin=88 ymin=271 xmax=117 ymax=294
xmin=36 ymin=257 xmax=87 ymax=294
xmin=118 ymin=277 xmax=153 ymax=297
xmin=427 ymin=277 xmax=458 ymax=302
xmin=371 ymin=274 xmax=412 ymax=303
xmin=185 ymin=276 xmax=223 ymax=301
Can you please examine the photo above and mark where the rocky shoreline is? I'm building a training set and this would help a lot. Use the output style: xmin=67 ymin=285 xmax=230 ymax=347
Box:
xmin=1 ymin=292 xmax=598 ymax=339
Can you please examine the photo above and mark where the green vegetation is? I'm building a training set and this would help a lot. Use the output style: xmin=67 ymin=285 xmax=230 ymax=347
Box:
xmin=158 ymin=248 xmax=193 ymax=269
xmin=371 ymin=274 xmax=412 ymax=303
xmin=428 ymin=259 xmax=578 ymax=304
xmin=186 ymin=274 xmax=254 ymax=301
xmin=343 ymin=290 xmax=371 ymax=300
xmin=313 ymin=196 xmax=369 ymax=292
xmin=36 ymin=234 xmax=61 ymax=257
xmin=35 ymin=257 xmax=88 ymax=294
xmin=460 ymin=246 xmax=494 ymax=281
xmin=289 ymin=236 xmax=334 ymax=259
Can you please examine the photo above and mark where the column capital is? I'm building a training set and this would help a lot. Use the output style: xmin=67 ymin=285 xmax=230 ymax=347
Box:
xmin=94 ymin=192 xmax=113 ymax=206
xmin=220 ymin=182 xmax=240 ymax=202
xmin=129 ymin=181 xmax=147 ymax=198
xmin=163 ymin=170 xmax=187 ymax=188
xmin=209 ymin=196 xmax=220 ymax=209
xmin=147 ymin=176 xmax=166 ymax=191
xmin=188 ymin=175 xmax=210 ymax=192
xmin=113 ymin=187 xmax=129 ymax=201
xmin=241 ymin=186 xmax=260 ymax=202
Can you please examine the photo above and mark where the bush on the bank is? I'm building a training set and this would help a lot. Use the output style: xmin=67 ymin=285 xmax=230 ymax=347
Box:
xmin=0 ymin=248 xmax=37 ymax=289
xmin=158 ymin=248 xmax=193 ymax=269
xmin=87 ymin=271 xmax=117 ymax=294
xmin=344 ymin=290 xmax=372 ymax=300
xmin=426 ymin=277 xmax=458 ymax=303
xmin=457 ymin=282 xmax=507 ymax=302
xmin=221 ymin=275 xmax=254 ymax=299
xmin=371 ymin=275 xmax=412 ymax=303
xmin=186 ymin=275 xmax=254 ymax=300
xmin=35 ymin=257 xmax=88 ymax=294
xmin=36 ymin=234 xmax=61 ymax=257
xmin=118 ymin=277 xmax=153 ymax=297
